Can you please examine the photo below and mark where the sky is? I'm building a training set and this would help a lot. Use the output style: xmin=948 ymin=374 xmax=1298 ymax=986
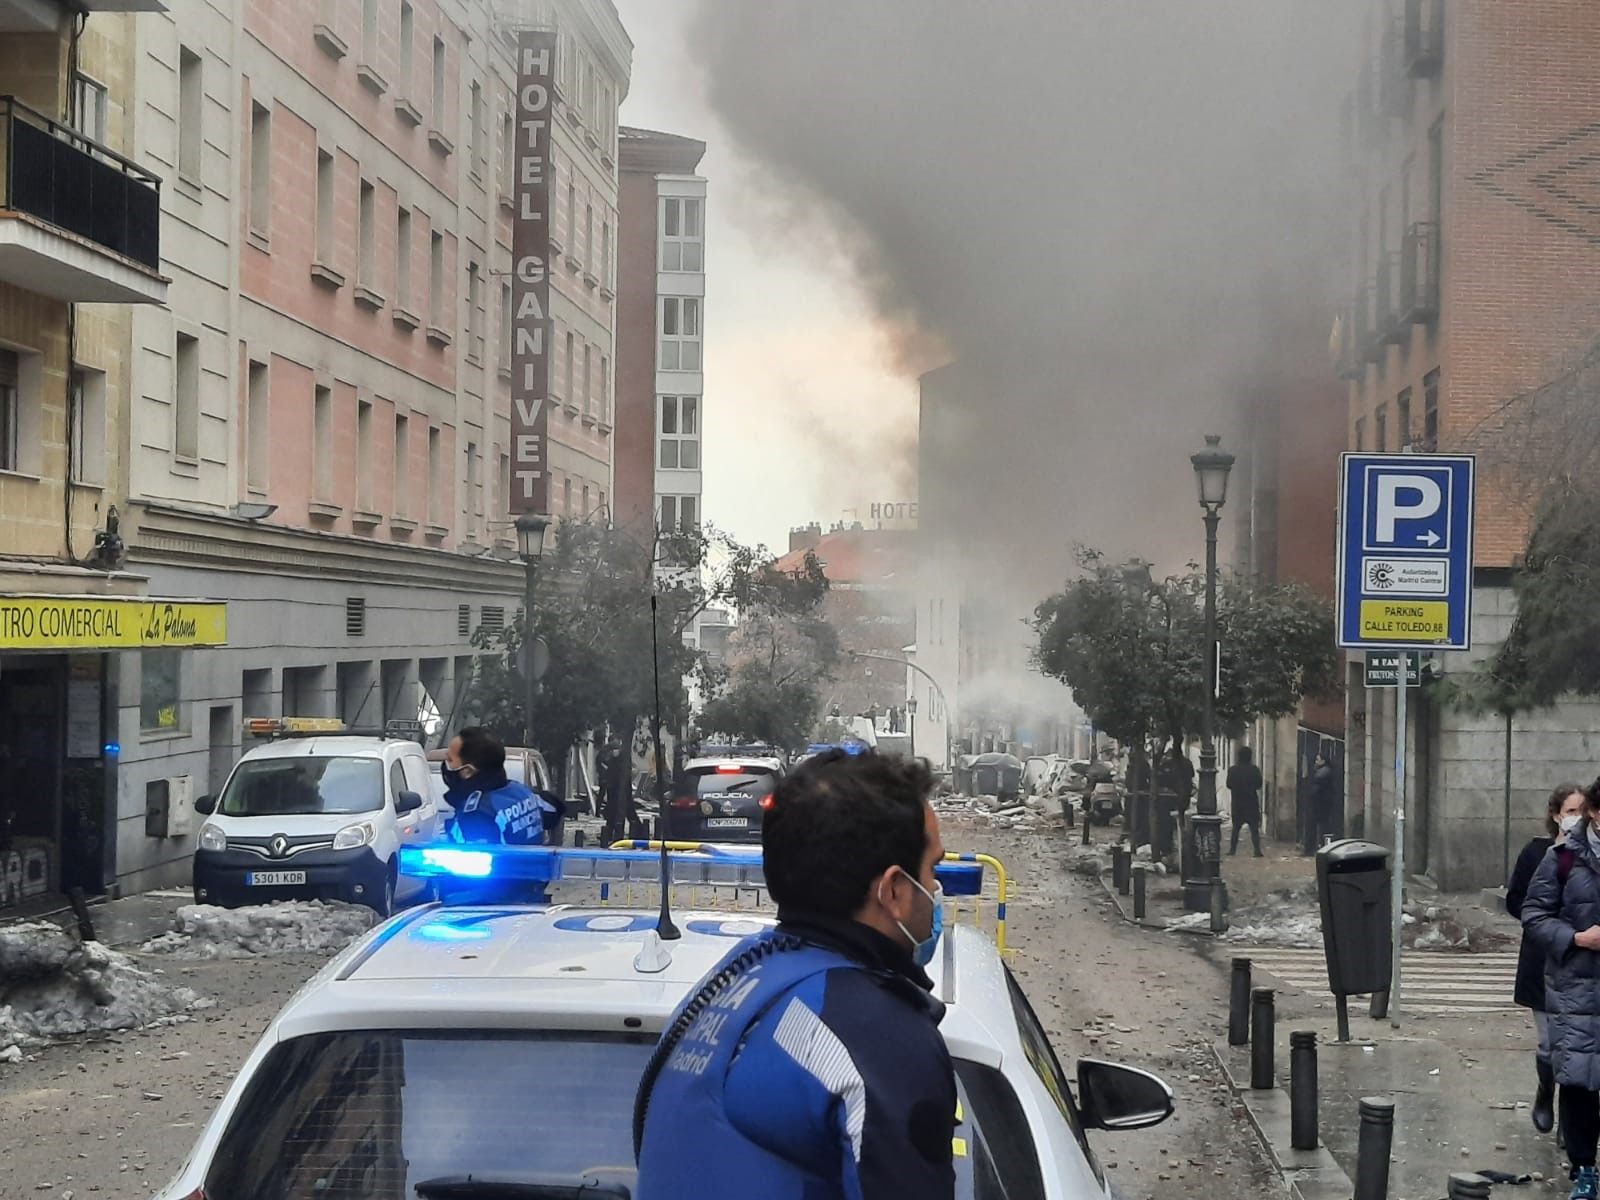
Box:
xmin=611 ymin=0 xmax=919 ymax=555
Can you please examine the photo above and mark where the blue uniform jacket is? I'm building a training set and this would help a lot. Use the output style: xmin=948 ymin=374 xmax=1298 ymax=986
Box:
xmin=634 ymin=912 xmax=956 ymax=1200
xmin=444 ymin=769 xmax=554 ymax=846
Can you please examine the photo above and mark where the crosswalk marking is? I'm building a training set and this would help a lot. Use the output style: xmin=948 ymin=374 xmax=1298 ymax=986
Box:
xmin=1238 ymin=946 xmax=1521 ymax=1016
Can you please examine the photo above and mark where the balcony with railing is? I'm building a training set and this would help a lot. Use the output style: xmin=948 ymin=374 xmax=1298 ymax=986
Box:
xmin=1333 ymin=297 xmax=1365 ymax=381
xmin=1403 ymin=0 xmax=1444 ymax=78
xmin=0 ymin=95 xmax=167 ymax=304
xmin=1376 ymin=251 xmax=1409 ymax=346
xmin=1399 ymin=222 xmax=1439 ymax=325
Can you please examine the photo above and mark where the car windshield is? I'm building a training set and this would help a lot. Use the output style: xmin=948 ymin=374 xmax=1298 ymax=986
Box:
xmin=219 ymin=756 xmax=385 ymax=817
xmin=203 ymin=1030 xmax=655 ymax=1200
xmin=691 ymin=766 xmax=775 ymax=799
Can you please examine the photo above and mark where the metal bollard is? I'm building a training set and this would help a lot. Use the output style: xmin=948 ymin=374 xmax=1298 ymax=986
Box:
xmin=1132 ymin=864 xmax=1148 ymax=920
xmin=1353 ymin=1096 xmax=1396 ymax=1200
xmin=1250 ymin=987 xmax=1275 ymax=1090
xmin=1061 ymin=796 xmax=1075 ymax=828
xmin=1290 ymin=1030 xmax=1318 ymax=1151
xmin=1446 ymin=1174 xmax=1490 ymax=1200
xmin=1114 ymin=844 xmax=1131 ymax=895
xmin=1081 ymin=806 xmax=1092 ymax=846
xmin=1209 ymin=876 xmax=1227 ymax=933
xmin=1228 ymin=958 xmax=1252 ymax=1046
xmin=573 ymin=829 xmax=586 ymax=848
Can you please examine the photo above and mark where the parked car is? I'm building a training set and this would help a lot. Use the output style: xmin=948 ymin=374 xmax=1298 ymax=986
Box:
xmin=660 ymin=755 xmax=783 ymax=843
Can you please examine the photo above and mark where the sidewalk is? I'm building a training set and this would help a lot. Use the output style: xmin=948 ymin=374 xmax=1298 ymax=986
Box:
xmin=1 ymin=888 xmax=189 ymax=949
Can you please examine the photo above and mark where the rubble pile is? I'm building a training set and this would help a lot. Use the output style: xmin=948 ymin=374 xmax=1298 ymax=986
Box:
xmin=141 ymin=900 xmax=376 ymax=959
xmin=932 ymin=792 xmax=1047 ymax=833
xmin=0 ymin=922 xmax=211 ymax=1058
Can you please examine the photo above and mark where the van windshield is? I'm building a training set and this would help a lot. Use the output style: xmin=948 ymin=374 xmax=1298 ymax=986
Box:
xmin=219 ymin=756 xmax=385 ymax=817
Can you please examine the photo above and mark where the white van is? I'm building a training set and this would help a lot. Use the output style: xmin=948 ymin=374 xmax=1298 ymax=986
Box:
xmin=191 ymin=718 xmax=441 ymax=915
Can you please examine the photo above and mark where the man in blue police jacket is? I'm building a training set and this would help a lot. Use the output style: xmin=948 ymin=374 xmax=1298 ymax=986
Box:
xmin=442 ymin=727 xmax=555 ymax=846
xmin=634 ymin=749 xmax=956 ymax=1200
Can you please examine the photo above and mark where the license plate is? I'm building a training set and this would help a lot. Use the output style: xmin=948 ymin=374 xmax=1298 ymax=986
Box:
xmin=705 ymin=817 xmax=749 ymax=829
xmin=247 ymin=871 xmax=307 ymax=886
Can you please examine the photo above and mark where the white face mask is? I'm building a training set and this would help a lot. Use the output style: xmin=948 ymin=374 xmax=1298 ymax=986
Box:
xmin=1562 ymin=814 xmax=1583 ymax=835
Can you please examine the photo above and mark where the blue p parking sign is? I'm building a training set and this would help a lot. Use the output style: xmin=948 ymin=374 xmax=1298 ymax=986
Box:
xmin=1337 ymin=453 xmax=1474 ymax=650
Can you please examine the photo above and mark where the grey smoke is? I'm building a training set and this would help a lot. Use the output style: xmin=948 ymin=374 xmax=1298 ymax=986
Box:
xmin=688 ymin=0 xmax=1361 ymax=590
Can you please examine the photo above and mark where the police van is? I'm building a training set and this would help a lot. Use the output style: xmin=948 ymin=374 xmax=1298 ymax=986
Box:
xmin=191 ymin=718 xmax=442 ymax=915
xmin=157 ymin=842 xmax=1172 ymax=1200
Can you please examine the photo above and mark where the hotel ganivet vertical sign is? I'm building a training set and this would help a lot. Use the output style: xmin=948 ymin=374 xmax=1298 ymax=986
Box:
xmin=510 ymin=30 xmax=555 ymax=515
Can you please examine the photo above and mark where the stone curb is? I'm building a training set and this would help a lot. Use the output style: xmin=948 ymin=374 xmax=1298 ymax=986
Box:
xmin=1207 ymin=1039 xmax=1355 ymax=1200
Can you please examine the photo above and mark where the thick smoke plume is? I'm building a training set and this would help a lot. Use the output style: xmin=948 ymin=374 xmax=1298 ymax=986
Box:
xmin=690 ymin=0 xmax=1361 ymax=590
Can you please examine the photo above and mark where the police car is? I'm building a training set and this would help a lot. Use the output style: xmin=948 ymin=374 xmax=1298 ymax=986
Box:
xmin=661 ymin=755 xmax=786 ymax=843
xmin=156 ymin=844 xmax=1172 ymax=1200
xmin=191 ymin=718 xmax=442 ymax=915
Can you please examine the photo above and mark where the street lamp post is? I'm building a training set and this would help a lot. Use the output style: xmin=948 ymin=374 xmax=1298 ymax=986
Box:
xmin=1184 ymin=434 xmax=1235 ymax=913
xmin=514 ymin=512 xmax=551 ymax=750
xmin=907 ymin=696 xmax=918 ymax=758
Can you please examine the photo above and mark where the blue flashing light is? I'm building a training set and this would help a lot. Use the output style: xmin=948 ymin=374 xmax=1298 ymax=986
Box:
xmin=417 ymin=847 xmax=493 ymax=877
xmin=103 ymin=742 xmax=120 ymax=756
xmin=416 ymin=921 xmax=494 ymax=942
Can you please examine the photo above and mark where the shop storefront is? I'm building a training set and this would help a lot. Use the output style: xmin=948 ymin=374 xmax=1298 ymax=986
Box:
xmin=0 ymin=595 xmax=226 ymax=911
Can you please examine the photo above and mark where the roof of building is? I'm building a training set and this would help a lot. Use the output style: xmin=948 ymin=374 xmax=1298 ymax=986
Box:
xmin=774 ymin=526 xmax=917 ymax=587
xmin=618 ymin=125 xmax=707 ymax=173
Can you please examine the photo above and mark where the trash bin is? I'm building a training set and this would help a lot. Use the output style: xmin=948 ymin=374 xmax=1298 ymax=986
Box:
xmin=1316 ymin=838 xmax=1392 ymax=998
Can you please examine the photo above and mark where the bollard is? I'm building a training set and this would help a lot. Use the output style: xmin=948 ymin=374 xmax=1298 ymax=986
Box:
xmin=1353 ymin=1096 xmax=1395 ymax=1200
xmin=1114 ymin=844 xmax=1131 ymax=895
xmin=1209 ymin=876 xmax=1228 ymax=933
xmin=1250 ymin=987 xmax=1275 ymax=1090
xmin=68 ymin=886 xmax=96 ymax=944
xmin=1081 ymin=807 xmax=1092 ymax=846
xmin=573 ymin=829 xmax=586 ymax=848
xmin=1133 ymin=863 xmax=1148 ymax=920
xmin=1446 ymin=1174 xmax=1490 ymax=1200
xmin=1061 ymin=796 xmax=1075 ymax=828
xmin=1228 ymin=958 xmax=1252 ymax=1046
xmin=1290 ymin=1030 xmax=1318 ymax=1151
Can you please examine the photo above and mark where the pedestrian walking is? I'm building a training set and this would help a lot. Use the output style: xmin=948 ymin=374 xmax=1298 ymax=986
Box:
xmin=634 ymin=749 xmax=955 ymax=1199
xmin=1510 ymin=783 xmax=1587 ymax=1137
xmin=1520 ymin=776 xmax=1600 ymax=1198
xmin=1227 ymin=745 xmax=1265 ymax=857
xmin=1301 ymin=753 xmax=1341 ymax=855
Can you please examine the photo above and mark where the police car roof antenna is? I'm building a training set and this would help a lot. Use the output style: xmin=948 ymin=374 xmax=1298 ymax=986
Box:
xmin=650 ymin=592 xmax=681 ymax=940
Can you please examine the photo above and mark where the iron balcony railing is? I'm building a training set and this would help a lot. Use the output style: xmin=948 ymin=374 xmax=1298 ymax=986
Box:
xmin=1404 ymin=0 xmax=1444 ymax=78
xmin=1399 ymin=222 xmax=1440 ymax=325
xmin=1 ymin=94 xmax=161 ymax=271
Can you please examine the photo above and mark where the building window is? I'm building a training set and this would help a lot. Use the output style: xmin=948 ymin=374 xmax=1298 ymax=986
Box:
xmin=140 ymin=649 xmax=184 ymax=732
xmin=659 ymin=494 xmax=699 ymax=532
xmin=500 ymin=110 xmax=513 ymax=196
xmin=659 ymin=396 xmax=700 ymax=469
xmin=1397 ymin=387 xmax=1412 ymax=448
xmin=362 ymin=0 xmax=379 ymax=64
xmin=1374 ymin=403 xmax=1388 ymax=453
xmin=174 ymin=332 xmax=200 ymax=461
xmin=582 ymin=343 xmax=592 ymax=416
xmin=584 ymin=203 xmax=593 ymax=267
xmin=565 ymin=182 xmax=576 ymax=248
xmin=316 ymin=148 xmax=335 ymax=264
xmin=467 ymin=261 xmax=483 ymax=362
xmin=429 ymin=230 xmax=444 ymax=327
xmin=659 ymin=297 xmax=702 ymax=370
xmin=393 ymin=412 xmax=409 ymax=517
xmin=177 ymin=52 xmax=203 ymax=179
xmin=431 ymin=35 xmax=446 ymax=127
xmin=1354 ymin=415 xmax=1365 ymax=453
xmin=599 ymin=355 xmax=610 ymax=423
xmin=601 ymin=220 xmax=611 ymax=284
xmin=1423 ymin=368 xmax=1439 ymax=447
xmin=581 ymin=483 xmax=589 ymax=516
xmin=246 ymin=359 xmax=270 ymax=492
xmin=249 ymin=100 xmax=271 ymax=237
xmin=73 ymin=72 xmax=108 ymax=144
xmin=69 ymin=367 xmax=106 ymax=485
xmin=399 ymin=0 xmax=414 ymax=92
xmin=0 ymin=350 xmax=19 ymax=473
xmin=499 ymin=450 xmax=510 ymax=515
xmin=565 ymin=330 xmax=576 ymax=402
xmin=395 ymin=206 xmax=411 ymax=308
xmin=313 ymin=384 xmax=333 ymax=501
xmin=469 ymin=80 xmax=483 ymax=172
xmin=427 ymin=425 xmax=442 ymax=525
xmin=500 ymin=280 xmax=512 ymax=372
xmin=464 ymin=440 xmax=482 ymax=536
xmin=562 ymin=475 xmax=572 ymax=516
xmin=358 ymin=177 xmax=376 ymax=288
xmin=661 ymin=197 xmax=703 ymax=272
xmin=357 ymin=397 xmax=374 ymax=512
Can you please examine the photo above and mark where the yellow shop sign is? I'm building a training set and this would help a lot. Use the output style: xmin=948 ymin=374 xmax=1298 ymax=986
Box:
xmin=0 ymin=597 xmax=227 ymax=650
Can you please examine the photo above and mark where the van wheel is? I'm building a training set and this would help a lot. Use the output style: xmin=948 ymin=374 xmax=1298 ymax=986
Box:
xmin=367 ymin=871 xmax=395 ymax=918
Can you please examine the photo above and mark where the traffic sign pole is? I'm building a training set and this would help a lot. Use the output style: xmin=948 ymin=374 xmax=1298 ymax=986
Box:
xmin=1391 ymin=662 xmax=1406 ymax=1028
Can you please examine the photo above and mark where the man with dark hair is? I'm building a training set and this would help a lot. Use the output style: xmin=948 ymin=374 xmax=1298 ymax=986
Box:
xmin=442 ymin=726 xmax=553 ymax=848
xmin=634 ymin=749 xmax=955 ymax=1200
xmin=1227 ymin=745 xmax=1264 ymax=857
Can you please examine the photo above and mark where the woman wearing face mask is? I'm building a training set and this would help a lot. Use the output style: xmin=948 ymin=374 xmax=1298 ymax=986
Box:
xmin=1508 ymin=783 xmax=1586 ymax=1138
xmin=1523 ymin=777 xmax=1600 ymax=1199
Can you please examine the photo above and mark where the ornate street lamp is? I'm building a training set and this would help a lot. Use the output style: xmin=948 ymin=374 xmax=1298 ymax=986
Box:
xmin=514 ymin=512 xmax=551 ymax=749
xmin=1185 ymin=434 xmax=1234 ymax=915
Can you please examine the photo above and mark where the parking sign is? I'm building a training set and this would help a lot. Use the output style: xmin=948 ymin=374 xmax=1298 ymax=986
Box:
xmin=1337 ymin=454 xmax=1474 ymax=650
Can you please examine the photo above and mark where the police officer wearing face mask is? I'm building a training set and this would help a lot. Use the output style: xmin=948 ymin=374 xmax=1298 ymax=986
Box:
xmin=634 ymin=749 xmax=955 ymax=1200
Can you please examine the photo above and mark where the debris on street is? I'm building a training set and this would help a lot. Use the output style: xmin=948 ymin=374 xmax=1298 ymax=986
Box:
xmin=0 ymin=922 xmax=211 ymax=1055
xmin=140 ymin=901 xmax=377 ymax=960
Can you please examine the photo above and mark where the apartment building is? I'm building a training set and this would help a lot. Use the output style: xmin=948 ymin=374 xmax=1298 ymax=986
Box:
xmin=0 ymin=1 xmax=172 ymax=910
xmin=95 ymin=0 xmax=630 ymax=895
xmin=614 ymin=125 xmax=706 ymax=539
xmin=1335 ymin=0 xmax=1600 ymax=887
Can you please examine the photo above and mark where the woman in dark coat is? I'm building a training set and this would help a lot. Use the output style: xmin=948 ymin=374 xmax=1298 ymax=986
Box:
xmin=1509 ymin=783 xmax=1586 ymax=1135
xmin=1522 ymin=778 xmax=1600 ymax=1199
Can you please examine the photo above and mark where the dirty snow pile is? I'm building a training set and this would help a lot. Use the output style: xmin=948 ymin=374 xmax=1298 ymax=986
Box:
xmin=0 ymin=921 xmax=211 ymax=1058
xmin=141 ymin=900 xmax=376 ymax=959
xmin=1402 ymin=902 xmax=1515 ymax=952
xmin=934 ymin=792 xmax=1048 ymax=833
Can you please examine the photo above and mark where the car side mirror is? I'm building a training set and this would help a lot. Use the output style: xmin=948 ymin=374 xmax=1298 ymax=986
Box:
xmin=195 ymin=794 xmax=217 ymax=816
xmin=395 ymin=790 xmax=425 ymax=815
xmin=1076 ymin=1059 xmax=1174 ymax=1131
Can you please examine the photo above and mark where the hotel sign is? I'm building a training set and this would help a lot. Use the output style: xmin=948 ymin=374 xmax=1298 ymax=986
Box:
xmin=510 ymin=30 xmax=555 ymax=515
xmin=0 ymin=597 xmax=228 ymax=650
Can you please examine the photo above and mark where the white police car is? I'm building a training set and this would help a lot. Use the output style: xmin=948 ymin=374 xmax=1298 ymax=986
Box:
xmin=191 ymin=718 xmax=441 ymax=915
xmin=155 ymin=844 xmax=1171 ymax=1200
